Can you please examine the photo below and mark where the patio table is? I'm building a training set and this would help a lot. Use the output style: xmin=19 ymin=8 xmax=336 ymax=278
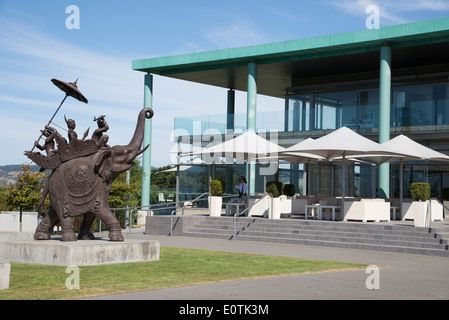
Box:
xmin=304 ymin=204 xmax=320 ymax=219
xmin=319 ymin=205 xmax=341 ymax=221
xmin=226 ymin=202 xmax=247 ymax=216
xmin=390 ymin=206 xmax=400 ymax=220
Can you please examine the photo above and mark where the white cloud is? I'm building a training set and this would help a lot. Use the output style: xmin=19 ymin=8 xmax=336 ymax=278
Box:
xmin=0 ymin=16 xmax=173 ymax=166
xmin=392 ymin=0 xmax=449 ymax=11
xmin=328 ymin=0 xmax=449 ymax=25
xmin=266 ymin=7 xmax=307 ymax=23
xmin=204 ymin=21 xmax=269 ymax=49
xmin=0 ymin=12 xmax=284 ymax=167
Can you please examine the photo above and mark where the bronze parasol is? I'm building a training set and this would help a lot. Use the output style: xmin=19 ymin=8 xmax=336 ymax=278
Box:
xmin=51 ymin=78 xmax=88 ymax=104
xmin=30 ymin=78 xmax=88 ymax=152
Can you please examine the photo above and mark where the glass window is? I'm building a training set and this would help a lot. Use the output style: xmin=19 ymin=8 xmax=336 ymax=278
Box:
xmin=392 ymin=83 xmax=449 ymax=128
xmin=358 ymin=90 xmax=379 ymax=130
xmin=315 ymin=92 xmax=358 ymax=130
xmin=286 ymin=95 xmax=312 ymax=131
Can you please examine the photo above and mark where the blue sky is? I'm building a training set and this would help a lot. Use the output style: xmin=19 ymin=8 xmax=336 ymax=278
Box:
xmin=1 ymin=0 xmax=449 ymax=167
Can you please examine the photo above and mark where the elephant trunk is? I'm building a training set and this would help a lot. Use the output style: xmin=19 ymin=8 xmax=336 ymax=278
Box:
xmin=128 ymin=108 xmax=154 ymax=152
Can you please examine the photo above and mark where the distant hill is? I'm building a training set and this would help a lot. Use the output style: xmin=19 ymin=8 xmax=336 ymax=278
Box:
xmin=0 ymin=164 xmax=159 ymax=186
xmin=0 ymin=165 xmax=41 ymax=186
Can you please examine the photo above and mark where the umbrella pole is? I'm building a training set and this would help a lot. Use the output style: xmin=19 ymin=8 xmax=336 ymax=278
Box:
xmin=30 ymin=93 xmax=69 ymax=152
xmin=342 ymin=154 xmax=346 ymax=220
xmin=400 ymin=159 xmax=403 ymax=221
xmin=306 ymin=163 xmax=310 ymax=205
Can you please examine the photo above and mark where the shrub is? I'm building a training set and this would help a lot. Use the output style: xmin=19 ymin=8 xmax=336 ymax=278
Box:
xmin=410 ymin=182 xmax=430 ymax=201
xmin=283 ymin=184 xmax=296 ymax=197
xmin=266 ymin=181 xmax=282 ymax=198
xmin=210 ymin=180 xmax=223 ymax=196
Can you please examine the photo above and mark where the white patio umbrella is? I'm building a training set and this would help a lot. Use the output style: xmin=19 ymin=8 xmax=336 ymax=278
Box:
xmin=254 ymin=150 xmax=325 ymax=199
xmin=279 ymin=127 xmax=407 ymax=218
xmin=281 ymin=127 xmax=403 ymax=160
xmin=189 ymin=131 xmax=285 ymax=161
xmin=185 ymin=131 xmax=286 ymax=211
xmin=345 ymin=134 xmax=449 ymax=219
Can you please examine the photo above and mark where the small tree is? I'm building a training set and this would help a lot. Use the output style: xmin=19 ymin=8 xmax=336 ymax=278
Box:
xmin=283 ymin=184 xmax=296 ymax=197
xmin=266 ymin=181 xmax=282 ymax=198
xmin=410 ymin=182 xmax=431 ymax=201
xmin=4 ymin=164 xmax=47 ymax=226
xmin=210 ymin=180 xmax=223 ymax=196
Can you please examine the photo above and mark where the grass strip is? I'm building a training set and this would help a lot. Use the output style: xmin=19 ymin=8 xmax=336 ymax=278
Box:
xmin=0 ymin=247 xmax=366 ymax=300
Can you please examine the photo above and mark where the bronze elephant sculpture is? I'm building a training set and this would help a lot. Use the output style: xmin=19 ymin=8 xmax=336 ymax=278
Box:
xmin=27 ymin=108 xmax=153 ymax=242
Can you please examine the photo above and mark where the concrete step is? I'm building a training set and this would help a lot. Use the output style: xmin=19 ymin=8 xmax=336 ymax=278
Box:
xmin=236 ymin=230 xmax=447 ymax=250
xmin=190 ymin=219 xmax=437 ymax=241
xmin=182 ymin=217 xmax=449 ymax=256
xmin=187 ymin=226 xmax=447 ymax=250
xmin=181 ymin=230 xmax=449 ymax=257
xmin=243 ymin=224 xmax=435 ymax=238
xmin=233 ymin=234 xmax=449 ymax=257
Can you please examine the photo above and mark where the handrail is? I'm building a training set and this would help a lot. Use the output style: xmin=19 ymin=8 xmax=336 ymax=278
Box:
xmin=107 ymin=193 xmax=238 ymax=235
xmin=169 ymin=192 xmax=210 ymax=236
xmin=233 ymin=193 xmax=272 ymax=241
xmin=109 ymin=193 xmax=210 ymax=235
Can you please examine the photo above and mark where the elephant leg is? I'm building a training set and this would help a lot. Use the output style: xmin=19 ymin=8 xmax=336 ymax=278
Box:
xmin=34 ymin=206 xmax=59 ymax=240
xmin=78 ymin=212 xmax=96 ymax=240
xmin=60 ymin=215 xmax=77 ymax=242
xmin=96 ymin=207 xmax=124 ymax=242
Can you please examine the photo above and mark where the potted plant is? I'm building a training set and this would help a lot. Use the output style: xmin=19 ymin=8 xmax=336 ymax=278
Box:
xmin=209 ymin=180 xmax=223 ymax=217
xmin=409 ymin=182 xmax=431 ymax=227
xmin=266 ymin=181 xmax=283 ymax=219
xmin=283 ymin=184 xmax=296 ymax=198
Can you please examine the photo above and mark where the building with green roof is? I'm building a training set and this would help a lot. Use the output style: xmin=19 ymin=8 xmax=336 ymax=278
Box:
xmin=133 ymin=17 xmax=449 ymax=208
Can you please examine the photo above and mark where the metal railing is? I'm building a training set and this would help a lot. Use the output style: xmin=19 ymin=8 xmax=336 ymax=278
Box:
xmin=106 ymin=193 xmax=246 ymax=235
xmin=232 ymin=193 xmax=272 ymax=240
xmin=169 ymin=192 xmax=210 ymax=236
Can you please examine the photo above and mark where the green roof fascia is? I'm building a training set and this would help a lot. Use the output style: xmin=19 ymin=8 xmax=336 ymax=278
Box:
xmin=132 ymin=17 xmax=449 ymax=75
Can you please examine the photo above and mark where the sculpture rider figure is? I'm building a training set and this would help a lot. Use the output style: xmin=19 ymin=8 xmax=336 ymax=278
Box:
xmin=34 ymin=126 xmax=58 ymax=155
xmin=92 ymin=115 xmax=110 ymax=149
xmin=65 ymin=115 xmax=89 ymax=142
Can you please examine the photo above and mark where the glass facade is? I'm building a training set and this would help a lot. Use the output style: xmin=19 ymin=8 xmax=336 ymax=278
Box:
xmin=285 ymin=81 xmax=449 ymax=199
xmin=286 ymin=82 xmax=449 ymax=135
xmin=175 ymin=80 xmax=449 ymax=200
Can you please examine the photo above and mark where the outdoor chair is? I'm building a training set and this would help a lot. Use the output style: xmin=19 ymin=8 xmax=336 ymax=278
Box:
xmin=319 ymin=198 xmax=342 ymax=220
xmin=158 ymin=193 xmax=166 ymax=203
xmin=388 ymin=198 xmax=400 ymax=220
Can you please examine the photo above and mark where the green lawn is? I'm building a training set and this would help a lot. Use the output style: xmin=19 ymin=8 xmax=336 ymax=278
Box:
xmin=0 ymin=247 xmax=366 ymax=300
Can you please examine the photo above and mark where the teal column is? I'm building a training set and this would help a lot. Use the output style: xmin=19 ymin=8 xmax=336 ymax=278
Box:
xmin=247 ymin=62 xmax=257 ymax=194
xmin=378 ymin=46 xmax=391 ymax=198
xmin=226 ymin=89 xmax=235 ymax=194
xmin=227 ymin=89 xmax=235 ymax=132
xmin=247 ymin=62 xmax=257 ymax=133
xmin=141 ymin=73 xmax=153 ymax=209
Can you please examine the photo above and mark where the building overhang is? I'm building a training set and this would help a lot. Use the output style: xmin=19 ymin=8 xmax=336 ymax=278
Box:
xmin=133 ymin=17 xmax=449 ymax=98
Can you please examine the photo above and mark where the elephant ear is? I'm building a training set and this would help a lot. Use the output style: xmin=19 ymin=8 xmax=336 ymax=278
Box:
xmin=94 ymin=149 xmax=114 ymax=183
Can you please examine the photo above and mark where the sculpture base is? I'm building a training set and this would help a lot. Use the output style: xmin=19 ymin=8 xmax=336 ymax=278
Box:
xmin=0 ymin=236 xmax=160 ymax=266
xmin=0 ymin=262 xmax=10 ymax=290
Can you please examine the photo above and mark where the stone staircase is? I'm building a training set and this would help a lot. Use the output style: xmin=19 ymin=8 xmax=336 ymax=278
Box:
xmin=182 ymin=216 xmax=449 ymax=257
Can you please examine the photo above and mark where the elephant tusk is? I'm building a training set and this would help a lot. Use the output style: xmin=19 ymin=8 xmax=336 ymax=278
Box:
xmin=136 ymin=144 xmax=150 ymax=157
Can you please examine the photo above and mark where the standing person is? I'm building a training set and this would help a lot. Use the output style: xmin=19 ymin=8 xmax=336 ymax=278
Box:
xmin=236 ymin=176 xmax=247 ymax=198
